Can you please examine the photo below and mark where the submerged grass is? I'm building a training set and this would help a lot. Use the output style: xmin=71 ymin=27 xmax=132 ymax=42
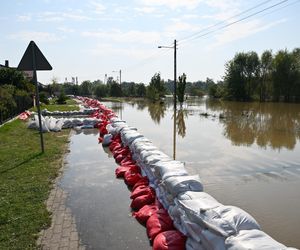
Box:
xmin=0 ymin=119 xmax=70 ymax=248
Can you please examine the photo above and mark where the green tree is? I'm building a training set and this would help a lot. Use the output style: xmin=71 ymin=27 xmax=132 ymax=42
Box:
xmin=79 ymin=80 xmax=93 ymax=96
xmin=146 ymin=73 xmax=165 ymax=101
xmin=136 ymin=83 xmax=146 ymax=97
xmin=94 ymin=84 xmax=108 ymax=98
xmin=0 ymin=85 xmax=16 ymax=122
xmin=260 ymin=50 xmax=273 ymax=101
xmin=110 ymin=82 xmax=123 ymax=97
xmin=177 ymin=73 xmax=187 ymax=105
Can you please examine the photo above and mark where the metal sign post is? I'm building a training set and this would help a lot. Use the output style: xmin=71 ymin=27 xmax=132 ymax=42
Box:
xmin=18 ymin=41 xmax=52 ymax=153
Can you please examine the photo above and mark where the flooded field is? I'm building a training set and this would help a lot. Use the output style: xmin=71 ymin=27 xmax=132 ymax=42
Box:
xmin=104 ymin=97 xmax=300 ymax=248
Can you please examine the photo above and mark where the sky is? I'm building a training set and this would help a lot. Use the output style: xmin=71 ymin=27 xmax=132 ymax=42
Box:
xmin=1 ymin=0 xmax=300 ymax=85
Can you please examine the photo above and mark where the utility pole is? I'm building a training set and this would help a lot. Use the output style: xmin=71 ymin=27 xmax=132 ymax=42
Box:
xmin=158 ymin=39 xmax=177 ymax=160
xmin=112 ymin=70 xmax=122 ymax=84
xmin=174 ymin=39 xmax=177 ymax=110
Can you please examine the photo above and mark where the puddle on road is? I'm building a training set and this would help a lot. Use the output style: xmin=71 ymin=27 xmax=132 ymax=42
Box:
xmin=59 ymin=129 xmax=151 ymax=250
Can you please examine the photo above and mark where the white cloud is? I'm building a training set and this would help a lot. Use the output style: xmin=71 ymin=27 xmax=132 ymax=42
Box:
xmin=8 ymin=31 xmax=62 ymax=43
xmin=138 ymin=0 xmax=201 ymax=10
xmin=57 ymin=26 xmax=75 ymax=33
xmin=134 ymin=6 xmax=156 ymax=14
xmin=201 ymin=0 xmax=241 ymax=21
xmin=209 ymin=18 xmax=287 ymax=48
xmin=90 ymin=1 xmax=106 ymax=14
xmin=86 ymin=43 xmax=156 ymax=60
xmin=17 ymin=14 xmax=31 ymax=22
xmin=38 ymin=11 xmax=90 ymax=22
xmin=81 ymin=29 xmax=162 ymax=44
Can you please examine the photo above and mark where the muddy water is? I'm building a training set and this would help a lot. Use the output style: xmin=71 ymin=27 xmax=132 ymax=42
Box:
xmin=106 ymin=97 xmax=300 ymax=248
xmin=59 ymin=129 xmax=152 ymax=250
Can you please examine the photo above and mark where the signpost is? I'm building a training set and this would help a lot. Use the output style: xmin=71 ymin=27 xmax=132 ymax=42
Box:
xmin=18 ymin=41 xmax=52 ymax=153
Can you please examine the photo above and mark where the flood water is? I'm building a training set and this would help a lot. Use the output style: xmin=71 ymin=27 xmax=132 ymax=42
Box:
xmin=60 ymin=129 xmax=152 ymax=250
xmin=104 ymin=97 xmax=300 ymax=248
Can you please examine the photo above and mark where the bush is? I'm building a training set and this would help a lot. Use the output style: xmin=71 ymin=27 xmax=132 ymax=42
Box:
xmin=56 ymin=92 xmax=67 ymax=104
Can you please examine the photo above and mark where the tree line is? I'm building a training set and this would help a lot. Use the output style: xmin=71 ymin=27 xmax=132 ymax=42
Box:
xmin=0 ymin=68 xmax=34 ymax=123
xmin=43 ymin=73 xmax=214 ymax=101
xmin=209 ymin=48 xmax=300 ymax=102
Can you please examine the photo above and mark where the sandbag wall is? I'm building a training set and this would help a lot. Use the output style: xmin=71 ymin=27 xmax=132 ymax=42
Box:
xmin=80 ymin=97 xmax=297 ymax=250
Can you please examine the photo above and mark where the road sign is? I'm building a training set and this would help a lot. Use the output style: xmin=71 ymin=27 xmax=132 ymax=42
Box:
xmin=18 ymin=41 xmax=52 ymax=71
xmin=18 ymin=41 xmax=52 ymax=153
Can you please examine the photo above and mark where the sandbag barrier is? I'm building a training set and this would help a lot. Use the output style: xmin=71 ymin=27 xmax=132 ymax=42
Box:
xmin=27 ymin=115 xmax=102 ymax=132
xmin=80 ymin=96 xmax=297 ymax=250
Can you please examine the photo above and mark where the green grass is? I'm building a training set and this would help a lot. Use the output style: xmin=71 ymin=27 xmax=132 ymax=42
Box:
xmin=0 ymin=119 xmax=70 ymax=249
xmin=30 ymin=99 xmax=79 ymax=112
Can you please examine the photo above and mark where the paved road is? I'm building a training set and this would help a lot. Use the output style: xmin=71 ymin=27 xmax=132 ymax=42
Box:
xmin=46 ymin=129 xmax=152 ymax=250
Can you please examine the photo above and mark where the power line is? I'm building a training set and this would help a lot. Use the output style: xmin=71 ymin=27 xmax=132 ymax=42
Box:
xmin=122 ymin=0 xmax=298 ymax=79
xmin=179 ymin=0 xmax=289 ymax=46
xmin=179 ymin=0 xmax=276 ymax=43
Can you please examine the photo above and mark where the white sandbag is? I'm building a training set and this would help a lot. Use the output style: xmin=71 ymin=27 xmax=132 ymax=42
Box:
xmin=225 ymin=229 xmax=288 ymax=250
xmin=177 ymin=191 xmax=221 ymax=213
xmin=201 ymin=205 xmax=261 ymax=237
xmin=103 ymin=133 xmax=113 ymax=146
xmin=186 ymin=238 xmax=206 ymax=250
xmin=27 ymin=120 xmax=38 ymax=129
xmin=48 ymin=117 xmax=57 ymax=131
xmin=138 ymin=149 xmax=166 ymax=162
xmin=52 ymin=119 xmax=64 ymax=132
xmin=121 ymin=130 xmax=143 ymax=145
xmin=62 ymin=119 xmax=73 ymax=128
xmin=169 ymin=205 xmax=226 ymax=250
xmin=153 ymin=160 xmax=188 ymax=180
xmin=162 ymin=175 xmax=203 ymax=197
xmin=35 ymin=115 xmax=49 ymax=133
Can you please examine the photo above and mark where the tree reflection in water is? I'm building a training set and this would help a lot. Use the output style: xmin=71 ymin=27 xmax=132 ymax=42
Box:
xmin=147 ymin=102 xmax=167 ymax=124
xmin=176 ymin=108 xmax=188 ymax=138
xmin=206 ymin=99 xmax=300 ymax=150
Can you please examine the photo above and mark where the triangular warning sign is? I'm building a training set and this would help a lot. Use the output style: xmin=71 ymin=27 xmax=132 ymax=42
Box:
xmin=18 ymin=41 xmax=52 ymax=71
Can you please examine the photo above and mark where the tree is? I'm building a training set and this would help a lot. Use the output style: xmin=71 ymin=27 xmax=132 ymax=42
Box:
xmin=136 ymin=83 xmax=146 ymax=97
xmin=79 ymin=80 xmax=93 ymax=96
xmin=94 ymin=84 xmax=108 ymax=98
xmin=0 ymin=85 xmax=16 ymax=122
xmin=110 ymin=82 xmax=123 ymax=97
xmin=177 ymin=73 xmax=187 ymax=105
xmin=260 ymin=50 xmax=273 ymax=101
xmin=146 ymin=73 xmax=165 ymax=101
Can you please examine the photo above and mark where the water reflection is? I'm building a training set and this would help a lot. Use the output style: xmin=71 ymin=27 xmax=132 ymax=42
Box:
xmin=111 ymin=102 xmax=123 ymax=119
xmin=147 ymin=102 xmax=167 ymax=124
xmin=176 ymin=109 xmax=188 ymax=138
xmin=206 ymin=100 xmax=300 ymax=150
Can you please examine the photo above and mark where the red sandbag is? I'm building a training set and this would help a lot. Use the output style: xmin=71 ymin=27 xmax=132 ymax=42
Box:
xmin=120 ymin=155 xmax=134 ymax=165
xmin=133 ymin=204 xmax=160 ymax=224
xmin=124 ymin=171 xmax=142 ymax=186
xmin=115 ymin=153 xmax=127 ymax=163
xmin=130 ymin=185 xmax=154 ymax=200
xmin=146 ymin=209 xmax=175 ymax=241
xmin=113 ymin=147 xmax=130 ymax=156
xmin=109 ymin=143 xmax=122 ymax=152
xmin=132 ymin=176 xmax=149 ymax=191
xmin=130 ymin=191 xmax=155 ymax=210
xmin=115 ymin=164 xmax=140 ymax=178
xmin=153 ymin=230 xmax=187 ymax=250
xmin=98 ymin=136 xmax=103 ymax=143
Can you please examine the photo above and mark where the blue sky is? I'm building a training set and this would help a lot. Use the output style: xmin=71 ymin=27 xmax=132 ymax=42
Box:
xmin=1 ymin=0 xmax=300 ymax=84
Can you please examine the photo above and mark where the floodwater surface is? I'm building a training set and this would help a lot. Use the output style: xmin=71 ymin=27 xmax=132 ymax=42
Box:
xmin=105 ymin=97 xmax=300 ymax=248
xmin=60 ymin=97 xmax=300 ymax=249
xmin=59 ymin=129 xmax=152 ymax=250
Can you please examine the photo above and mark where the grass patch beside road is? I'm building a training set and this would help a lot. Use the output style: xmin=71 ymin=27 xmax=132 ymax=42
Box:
xmin=0 ymin=119 xmax=70 ymax=248
xmin=30 ymin=98 xmax=80 ymax=112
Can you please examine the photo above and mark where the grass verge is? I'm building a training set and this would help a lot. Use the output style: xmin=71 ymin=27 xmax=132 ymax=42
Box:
xmin=30 ymin=98 xmax=80 ymax=112
xmin=0 ymin=119 xmax=70 ymax=249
